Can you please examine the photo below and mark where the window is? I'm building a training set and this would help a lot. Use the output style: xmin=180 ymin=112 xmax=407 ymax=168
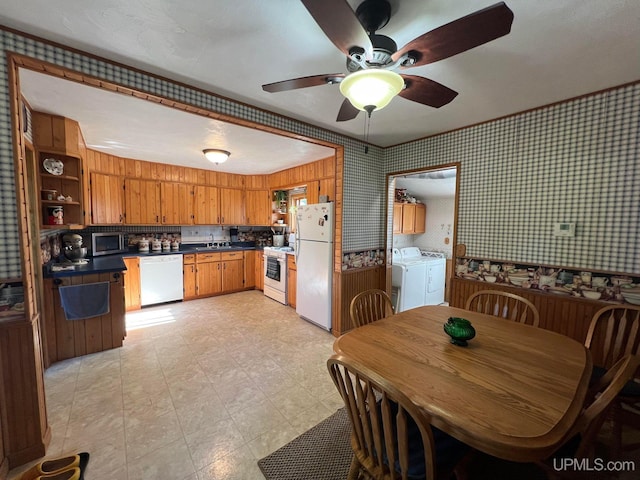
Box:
xmin=289 ymin=192 xmax=307 ymax=232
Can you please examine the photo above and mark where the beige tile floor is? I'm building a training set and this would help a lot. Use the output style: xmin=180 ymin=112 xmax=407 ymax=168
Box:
xmin=9 ymin=291 xmax=342 ymax=480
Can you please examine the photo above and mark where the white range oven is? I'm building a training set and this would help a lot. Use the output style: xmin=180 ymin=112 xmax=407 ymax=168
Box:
xmin=263 ymin=247 xmax=292 ymax=305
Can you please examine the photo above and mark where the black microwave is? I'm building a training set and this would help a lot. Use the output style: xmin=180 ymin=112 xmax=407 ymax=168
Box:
xmin=90 ymin=232 xmax=128 ymax=256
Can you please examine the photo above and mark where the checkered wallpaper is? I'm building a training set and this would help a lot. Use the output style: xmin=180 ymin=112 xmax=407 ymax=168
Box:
xmin=386 ymin=83 xmax=640 ymax=274
xmin=0 ymin=27 xmax=377 ymax=279
xmin=0 ymin=27 xmax=637 ymax=278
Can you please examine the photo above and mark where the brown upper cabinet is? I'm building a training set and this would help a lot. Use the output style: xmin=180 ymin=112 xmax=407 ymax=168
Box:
xmin=393 ymin=203 xmax=403 ymax=234
xmin=90 ymin=173 xmax=124 ymax=224
xmin=124 ymin=178 xmax=161 ymax=224
xmin=161 ymin=182 xmax=193 ymax=225
xmin=33 ymin=112 xmax=87 ymax=229
xmin=245 ymin=189 xmax=271 ymax=226
xmin=395 ymin=203 xmax=426 ymax=234
xmin=193 ymin=185 xmax=219 ymax=224
xmin=32 ymin=112 xmax=82 ymax=156
xmin=32 ymin=113 xmax=338 ymax=231
xmin=219 ymin=187 xmax=244 ymax=225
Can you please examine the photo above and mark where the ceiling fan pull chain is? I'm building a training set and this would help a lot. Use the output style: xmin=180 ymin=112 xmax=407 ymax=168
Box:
xmin=363 ymin=108 xmax=372 ymax=154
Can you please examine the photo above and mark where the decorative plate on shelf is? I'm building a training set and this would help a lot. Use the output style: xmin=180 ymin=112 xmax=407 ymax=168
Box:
xmin=43 ymin=158 xmax=64 ymax=175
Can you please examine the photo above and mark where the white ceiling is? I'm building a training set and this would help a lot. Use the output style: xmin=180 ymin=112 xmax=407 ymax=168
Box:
xmin=19 ymin=69 xmax=334 ymax=174
xmin=3 ymin=0 xmax=640 ymax=171
xmin=395 ymin=168 xmax=457 ymax=198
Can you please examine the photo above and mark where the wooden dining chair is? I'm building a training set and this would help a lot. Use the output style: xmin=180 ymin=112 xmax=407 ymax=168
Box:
xmin=535 ymin=354 xmax=640 ymax=480
xmin=350 ymin=289 xmax=394 ymax=328
xmin=465 ymin=290 xmax=540 ymax=327
xmin=327 ymin=355 xmax=470 ymax=480
xmin=584 ymin=305 xmax=640 ymax=457
xmin=458 ymin=355 xmax=640 ymax=480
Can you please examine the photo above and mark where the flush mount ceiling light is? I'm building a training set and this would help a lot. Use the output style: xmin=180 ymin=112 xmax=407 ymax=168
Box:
xmin=203 ymin=148 xmax=231 ymax=164
xmin=339 ymin=69 xmax=404 ymax=114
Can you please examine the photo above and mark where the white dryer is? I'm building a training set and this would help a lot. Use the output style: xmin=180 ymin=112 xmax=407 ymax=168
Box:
xmin=392 ymin=247 xmax=446 ymax=312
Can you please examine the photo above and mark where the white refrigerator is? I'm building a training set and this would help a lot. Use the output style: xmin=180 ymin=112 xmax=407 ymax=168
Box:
xmin=295 ymin=202 xmax=334 ymax=330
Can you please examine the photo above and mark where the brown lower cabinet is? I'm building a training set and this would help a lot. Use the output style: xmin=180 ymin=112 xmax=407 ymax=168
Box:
xmin=183 ymin=254 xmax=197 ymax=299
xmin=123 ymin=257 xmax=141 ymax=311
xmin=42 ymin=272 xmax=126 ymax=365
xmin=221 ymin=252 xmax=244 ymax=291
xmin=191 ymin=252 xmax=245 ymax=298
xmin=287 ymin=254 xmax=297 ymax=308
xmin=196 ymin=253 xmax=222 ymax=297
xmin=244 ymin=250 xmax=256 ymax=288
xmin=255 ymin=251 xmax=264 ymax=291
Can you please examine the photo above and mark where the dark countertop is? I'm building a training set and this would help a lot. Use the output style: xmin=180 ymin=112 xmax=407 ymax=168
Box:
xmin=45 ymin=255 xmax=127 ymax=278
xmin=122 ymin=246 xmax=260 ymax=257
xmin=44 ymin=243 xmax=263 ymax=278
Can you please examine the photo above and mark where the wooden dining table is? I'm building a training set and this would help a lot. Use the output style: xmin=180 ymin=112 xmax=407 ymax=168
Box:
xmin=333 ymin=305 xmax=593 ymax=462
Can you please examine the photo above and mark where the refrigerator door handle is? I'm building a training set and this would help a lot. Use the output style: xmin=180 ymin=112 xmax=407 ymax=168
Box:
xmin=295 ymin=228 xmax=300 ymax=263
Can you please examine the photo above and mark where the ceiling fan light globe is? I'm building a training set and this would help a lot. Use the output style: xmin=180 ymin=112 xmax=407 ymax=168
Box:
xmin=203 ymin=149 xmax=230 ymax=164
xmin=339 ymin=69 xmax=404 ymax=112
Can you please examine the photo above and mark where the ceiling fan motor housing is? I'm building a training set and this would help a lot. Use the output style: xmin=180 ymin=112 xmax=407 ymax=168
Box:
xmin=347 ymin=33 xmax=397 ymax=71
xmin=355 ymin=0 xmax=392 ymax=33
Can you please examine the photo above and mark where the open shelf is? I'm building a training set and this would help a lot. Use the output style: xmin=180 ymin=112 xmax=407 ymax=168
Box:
xmin=38 ymin=152 xmax=84 ymax=227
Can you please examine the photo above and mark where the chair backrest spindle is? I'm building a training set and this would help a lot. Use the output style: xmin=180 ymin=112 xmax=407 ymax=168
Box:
xmin=350 ymin=289 xmax=394 ymax=328
xmin=585 ymin=306 xmax=640 ymax=369
xmin=465 ymin=290 xmax=540 ymax=327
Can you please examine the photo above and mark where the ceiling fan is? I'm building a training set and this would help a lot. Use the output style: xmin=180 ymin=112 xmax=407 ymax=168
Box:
xmin=262 ymin=0 xmax=514 ymax=122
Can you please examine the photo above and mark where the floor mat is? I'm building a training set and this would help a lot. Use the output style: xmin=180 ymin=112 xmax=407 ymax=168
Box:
xmin=258 ymin=408 xmax=353 ymax=480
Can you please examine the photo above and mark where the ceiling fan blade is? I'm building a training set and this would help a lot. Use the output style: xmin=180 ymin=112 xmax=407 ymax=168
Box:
xmin=301 ymin=0 xmax=373 ymax=59
xmin=262 ymin=74 xmax=344 ymax=93
xmin=392 ymin=2 xmax=514 ymax=67
xmin=398 ymin=75 xmax=458 ymax=108
xmin=336 ymin=98 xmax=360 ymax=122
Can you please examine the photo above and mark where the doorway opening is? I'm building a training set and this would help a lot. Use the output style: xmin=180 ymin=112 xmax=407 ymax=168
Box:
xmin=386 ymin=164 xmax=460 ymax=304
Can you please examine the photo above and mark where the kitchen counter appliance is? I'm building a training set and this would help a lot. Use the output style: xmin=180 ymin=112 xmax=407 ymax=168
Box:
xmin=295 ymin=202 xmax=334 ymax=330
xmin=88 ymin=231 xmax=128 ymax=256
xmin=263 ymin=246 xmax=291 ymax=304
xmin=140 ymin=254 xmax=183 ymax=306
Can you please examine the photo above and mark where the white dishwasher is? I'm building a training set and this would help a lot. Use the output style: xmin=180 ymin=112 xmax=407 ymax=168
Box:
xmin=139 ymin=255 xmax=184 ymax=306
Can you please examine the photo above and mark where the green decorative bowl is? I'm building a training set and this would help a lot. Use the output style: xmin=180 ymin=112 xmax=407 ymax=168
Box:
xmin=444 ymin=317 xmax=476 ymax=346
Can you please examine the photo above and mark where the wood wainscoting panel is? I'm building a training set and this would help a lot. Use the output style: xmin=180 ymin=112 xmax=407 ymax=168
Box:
xmin=0 ymin=315 xmax=50 ymax=469
xmin=334 ymin=266 xmax=387 ymax=337
xmin=450 ymin=277 xmax=606 ymax=343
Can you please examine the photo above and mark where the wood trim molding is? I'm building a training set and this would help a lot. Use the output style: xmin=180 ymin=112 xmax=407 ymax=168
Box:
xmin=9 ymin=52 xmax=339 ymax=150
xmin=9 ymin=50 xmax=347 ymax=345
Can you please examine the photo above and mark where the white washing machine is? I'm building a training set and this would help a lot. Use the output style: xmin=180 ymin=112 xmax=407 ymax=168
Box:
xmin=392 ymin=247 xmax=446 ymax=312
